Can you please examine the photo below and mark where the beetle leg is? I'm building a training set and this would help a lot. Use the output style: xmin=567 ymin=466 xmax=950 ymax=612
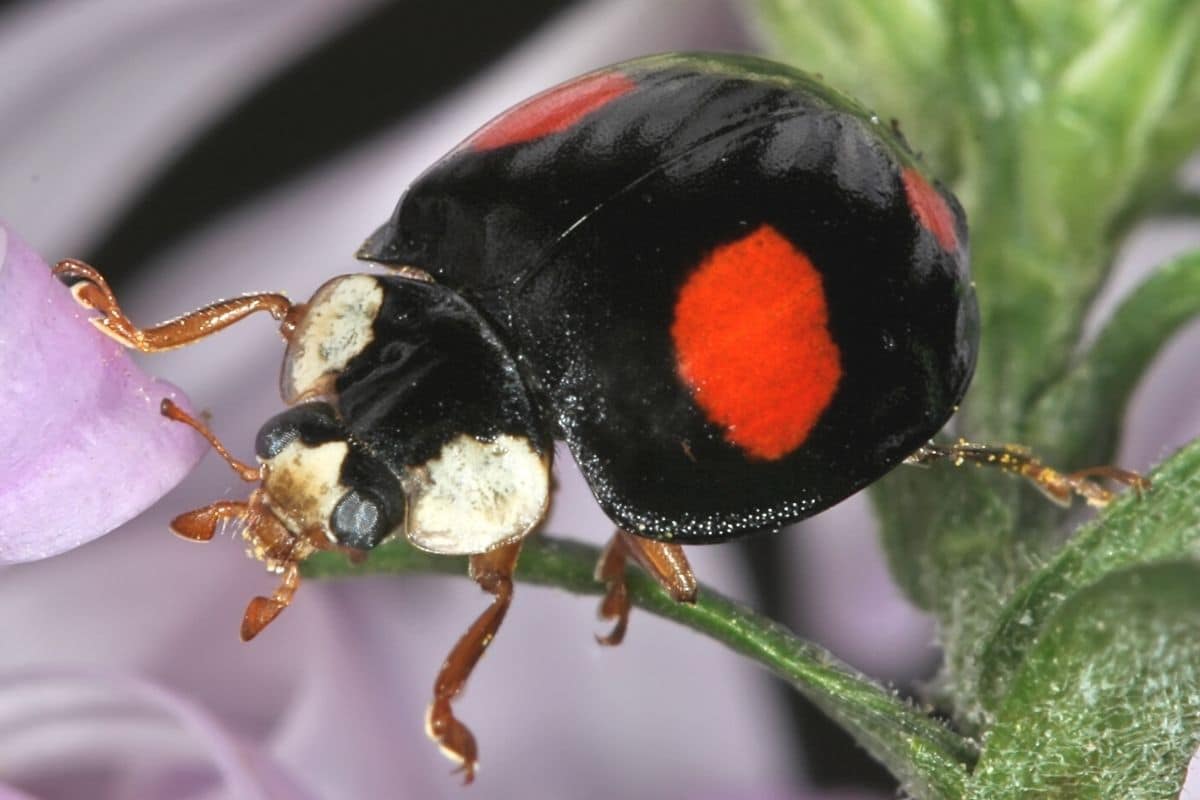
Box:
xmin=426 ymin=539 xmax=522 ymax=784
xmin=595 ymin=529 xmax=697 ymax=646
xmin=595 ymin=534 xmax=632 ymax=646
xmin=52 ymin=258 xmax=302 ymax=350
xmin=904 ymin=440 xmax=1150 ymax=508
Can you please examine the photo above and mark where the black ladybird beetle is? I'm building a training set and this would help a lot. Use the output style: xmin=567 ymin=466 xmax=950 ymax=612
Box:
xmin=54 ymin=52 xmax=1146 ymax=781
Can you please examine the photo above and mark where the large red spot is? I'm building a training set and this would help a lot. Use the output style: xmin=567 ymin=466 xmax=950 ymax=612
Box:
xmin=467 ymin=71 xmax=637 ymax=151
xmin=902 ymin=167 xmax=959 ymax=252
xmin=672 ymin=225 xmax=842 ymax=461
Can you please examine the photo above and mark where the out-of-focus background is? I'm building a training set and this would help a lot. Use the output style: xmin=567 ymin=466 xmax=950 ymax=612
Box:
xmin=1 ymin=2 xmax=1197 ymax=799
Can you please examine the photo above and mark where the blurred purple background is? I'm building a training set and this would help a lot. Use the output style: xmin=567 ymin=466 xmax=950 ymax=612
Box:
xmin=1 ymin=2 xmax=1197 ymax=798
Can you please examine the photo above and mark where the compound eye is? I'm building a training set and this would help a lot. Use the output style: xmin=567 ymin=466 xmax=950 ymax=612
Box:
xmin=255 ymin=402 xmax=343 ymax=460
xmin=330 ymin=489 xmax=391 ymax=551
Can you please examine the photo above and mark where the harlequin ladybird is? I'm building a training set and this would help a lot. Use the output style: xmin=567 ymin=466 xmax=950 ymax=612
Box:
xmin=54 ymin=52 xmax=1145 ymax=782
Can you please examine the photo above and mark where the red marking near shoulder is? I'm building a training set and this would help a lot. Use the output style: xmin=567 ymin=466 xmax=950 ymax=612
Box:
xmin=902 ymin=167 xmax=959 ymax=252
xmin=467 ymin=71 xmax=638 ymax=152
xmin=672 ymin=225 xmax=842 ymax=461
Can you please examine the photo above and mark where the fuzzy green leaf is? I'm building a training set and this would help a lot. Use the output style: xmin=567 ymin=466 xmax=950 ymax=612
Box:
xmin=950 ymin=0 xmax=1200 ymax=439
xmin=978 ymin=437 xmax=1200 ymax=712
xmin=750 ymin=0 xmax=960 ymax=178
xmin=1026 ymin=251 xmax=1200 ymax=469
xmin=872 ymin=461 xmax=1016 ymax=613
xmin=871 ymin=462 xmax=1038 ymax=731
xmin=304 ymin=535 xmax=976 ymax=800
xmin=967 ymin=561 xmax=1200 ymax=799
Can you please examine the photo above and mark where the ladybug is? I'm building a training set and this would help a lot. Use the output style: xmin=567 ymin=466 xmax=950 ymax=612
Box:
xmin=54 ymin=52 xmax=1144 ymax=781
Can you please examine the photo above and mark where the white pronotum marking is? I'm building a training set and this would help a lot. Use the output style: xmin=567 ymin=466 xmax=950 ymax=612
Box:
xmin=283 ymin=275 xmax=384 ymax=402
xmin=405 ymin=434 xmax=550 ymax=556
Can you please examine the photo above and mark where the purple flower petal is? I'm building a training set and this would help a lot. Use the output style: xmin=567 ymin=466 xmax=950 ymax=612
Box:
xmin=0 ymin=668 xmax=318 ymax=800
xmin=0 ymin=222 xmax=205 ymax=563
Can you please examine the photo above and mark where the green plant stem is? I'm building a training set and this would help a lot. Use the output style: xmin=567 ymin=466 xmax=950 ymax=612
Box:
xmin=305 ymin=536 xmax=976 ymax=800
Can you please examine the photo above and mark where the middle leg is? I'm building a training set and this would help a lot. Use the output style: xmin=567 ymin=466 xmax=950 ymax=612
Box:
xmin=595 ymin=529 xmax=697 ymax=646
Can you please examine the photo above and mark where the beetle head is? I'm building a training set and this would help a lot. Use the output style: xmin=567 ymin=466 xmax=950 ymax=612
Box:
xmin=169 ymin=402 xmax=400 ymax=588
xmin=252 ymin=402 xmax=405 ymax=555
xmin=164 ymin=399 xmax=404 ymax=641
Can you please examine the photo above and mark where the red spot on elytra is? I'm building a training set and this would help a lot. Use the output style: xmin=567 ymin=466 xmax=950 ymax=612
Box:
xmin=902 ymin=167 xmax=959 ymax=252
xmin=672 ymin=225 xmax=842 ymax=461
xmin=468 ymin=72 xmax=637 ymax=151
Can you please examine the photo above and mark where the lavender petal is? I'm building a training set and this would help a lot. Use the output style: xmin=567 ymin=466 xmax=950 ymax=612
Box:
xmin=0 ymin=223 xmax=205 ymax=563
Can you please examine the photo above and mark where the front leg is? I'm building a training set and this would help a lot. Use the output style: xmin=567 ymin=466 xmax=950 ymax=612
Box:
xmin=53 ymin=259 xmax=300 ymax=350
xmin=426 ymin=539 xmax=523 ymax=783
